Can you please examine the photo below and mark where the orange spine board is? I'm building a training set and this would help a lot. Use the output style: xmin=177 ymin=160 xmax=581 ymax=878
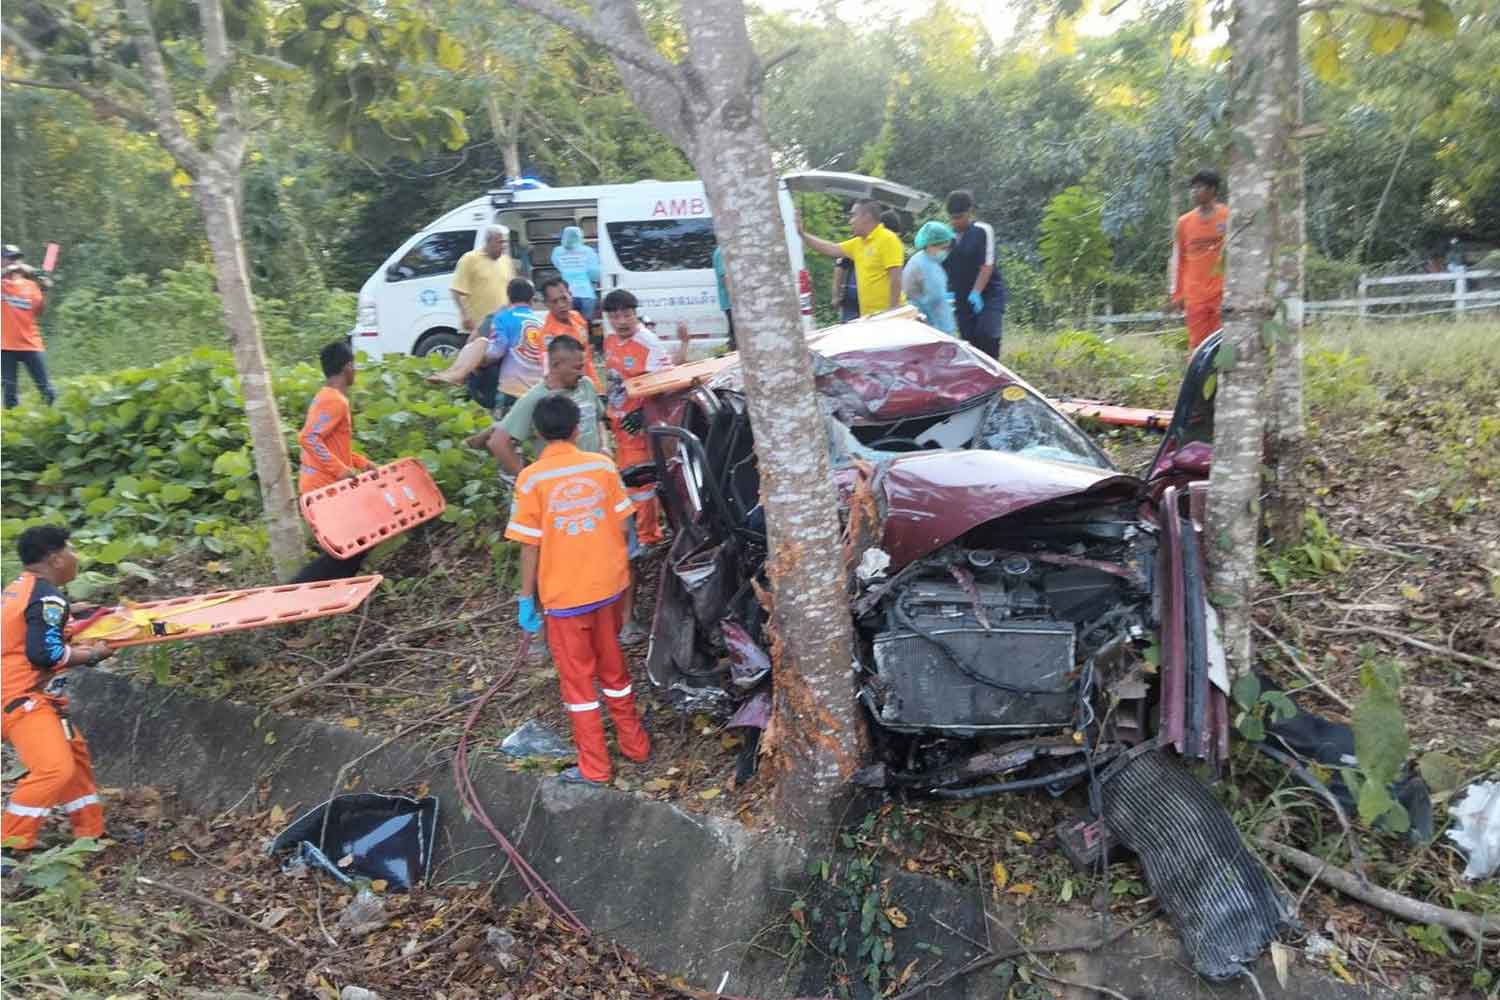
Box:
xmin=301 ymin=457 xmax=447 ymax=558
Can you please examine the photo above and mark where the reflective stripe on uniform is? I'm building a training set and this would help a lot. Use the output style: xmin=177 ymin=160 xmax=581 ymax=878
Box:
xmin=565 ymin=700 xmax=601 ymax=712
xmin=61 ymin=794 xmax=99 ymax=813
xmin=602 ymin=685 xmax=632 ymax=698
xmin=5 ymin=802 xmax=49 ymax=818
xmin=613 ymin=498 xmax=632 ymax=512
xmin=627 ymin=486 xmax=655 ymax=503
xmin=505 ymin=521 xmax=543 ymax=538
xmin=519 ymin=460 xmax=615 ymax=494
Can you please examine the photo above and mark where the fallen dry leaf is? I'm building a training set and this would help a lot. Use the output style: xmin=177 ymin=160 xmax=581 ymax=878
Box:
xmin=991 ymin=861 xmax=1008 ymax=891
xmin=884 ymin=906 xmax=908 ymax=929
xmin=697 ymin=788 xmax=722 ymax=800
xmin=1012 ymin=830 xmax=1034 ymax=844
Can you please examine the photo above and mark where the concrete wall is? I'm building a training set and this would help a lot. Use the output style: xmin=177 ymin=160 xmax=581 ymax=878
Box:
xmin=70 ymin=671 xmax=1386 ymax=1000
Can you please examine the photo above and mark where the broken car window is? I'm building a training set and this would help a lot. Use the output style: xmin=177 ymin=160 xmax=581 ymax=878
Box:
xmin=978 ymin=389 xmax=1110 ymax=469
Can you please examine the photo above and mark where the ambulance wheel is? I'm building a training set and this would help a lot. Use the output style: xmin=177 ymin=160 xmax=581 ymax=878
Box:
xmin=415 ymin=329 xmax=464 ymax=358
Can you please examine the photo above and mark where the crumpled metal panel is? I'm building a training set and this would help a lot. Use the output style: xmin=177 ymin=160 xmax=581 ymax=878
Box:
xmin=706 ymin=318 xmax=1014 ymax=422
xmin=1101 ymin=749 xmax=1293 ymax=981
xmin=877 ymin=451 xmax=1143 ymax=566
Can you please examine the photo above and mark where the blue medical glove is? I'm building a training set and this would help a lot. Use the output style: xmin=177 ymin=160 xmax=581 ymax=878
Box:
xmin=517 ymin=596 xmax=543 ymax=634
xmin=967 ymin=290 xmax=984 ymax=315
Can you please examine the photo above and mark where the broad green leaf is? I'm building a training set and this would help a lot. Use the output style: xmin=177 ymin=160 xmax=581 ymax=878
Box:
xmin=1417 ymin=751 xmax=1462 ymax=796
xmin=435 ymin=33 xmax=465 ymax=72
xmin=1231 ymin=674 xmax=1261 ymax=711
xmin=1419 ymin=0 xmax=1456 ymax=37
xmin=212 ymin=449 xmax=252 ymax=478
xmin=1261 ymin=690 xmax=1297 ymax=723
xmin=95 ymin=539 xmax=136 ymax=565
xmin=320 ymin=12 xmax=343 ymax=29
xmin=345 ymin=15 xmax=368 ymax=41
xmin=1309 ymin=35 xmax=1342 ymax=82
xmin=1216 ymin=340 xmax=1237 ymax=370
xmin=1357 ymin=777 xmax=1395 ymax=825
xmin=1366 ymin=15 xmax=1412 ymax=56
xmin=1352 ymin=660 xmax=1409 ymax=789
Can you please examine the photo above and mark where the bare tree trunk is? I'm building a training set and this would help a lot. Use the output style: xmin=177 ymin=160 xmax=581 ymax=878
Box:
xmin=195 ymin=166 xmax=304 ymax=580
xmin=1207 ymin=0 xmax=1292 ymax=680
xmin=511 ymin=0 xmax=864 ymax=834
xmin=1267 ymin=1 xmax=1307 ymax=548
xmin=485 ymin=91 xmax=523 ymax=180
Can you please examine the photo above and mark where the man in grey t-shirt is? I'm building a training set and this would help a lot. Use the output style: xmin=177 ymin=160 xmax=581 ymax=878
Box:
xmin=487 ymin=334 xmax=606 ymax=475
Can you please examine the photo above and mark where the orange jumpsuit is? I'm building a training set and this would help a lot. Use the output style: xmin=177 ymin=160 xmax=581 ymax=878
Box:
xmin=603 ymin=325 xmax=674 ymax=545
xmin=505 ymin=441 xmax=650 ymax=781
xmin=297 ymin=385 xmax=374 ymax=494
xmin=1 ymin=573 xmax=104 ymax=850
xmin=1171 ymin=203 xmax=1230 ymax=350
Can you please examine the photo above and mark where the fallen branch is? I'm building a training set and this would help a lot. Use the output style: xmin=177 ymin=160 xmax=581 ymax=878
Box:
xmin=1029 ymin=969 xmax=1130 ymax=1000
xmin=1253 ymin=622 xmax=1354 ymax=711
xmin=266 ymin=617 xmax=474 ymax=710
xmin=137 ymin=875 xmax=313 ymax=957
xmin=1308 ymin=624 xmax=1499 ymax=672
xmin=1254 ymin=744 xmax=1369 ymax=885
xmin=1255 ymin=839 xmax=1500 ymax=944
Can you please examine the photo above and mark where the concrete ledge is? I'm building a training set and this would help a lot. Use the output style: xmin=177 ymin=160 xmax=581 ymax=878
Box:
xmin=70 ymin=671 xmax=1388 ymax=999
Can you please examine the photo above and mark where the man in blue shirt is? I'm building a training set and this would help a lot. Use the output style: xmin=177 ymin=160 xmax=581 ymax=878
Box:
xmin=712 ymin=246 xmax=735 ymax=350
xmin=942 ymin=190 xmax=1007 ymax=358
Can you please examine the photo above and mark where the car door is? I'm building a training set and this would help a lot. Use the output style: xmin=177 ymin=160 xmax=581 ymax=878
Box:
xmin=780 ymin=171 xmax=935 ymax=216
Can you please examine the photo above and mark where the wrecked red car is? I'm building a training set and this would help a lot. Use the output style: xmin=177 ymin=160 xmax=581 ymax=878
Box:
xmin=636 ymin=317 xmax=1223 ymax=795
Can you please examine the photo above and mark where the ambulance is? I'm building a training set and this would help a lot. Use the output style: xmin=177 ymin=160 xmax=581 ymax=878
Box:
xmin=348 ymin=172 xmax=932 ymax=359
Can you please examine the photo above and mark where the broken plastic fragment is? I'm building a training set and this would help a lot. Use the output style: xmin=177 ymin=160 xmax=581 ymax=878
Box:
xmin=268 ymin=793 xmax=438 ymax=890
xmin=1447 ymin=781 xmax=1500 ymax=880
xmin=499 ymin=719 xmax=575 ymax=760
xmin=722 ymin=621 xmax=771 ymax=690
xmin=856 ymin=548 xmax=892 ymax=582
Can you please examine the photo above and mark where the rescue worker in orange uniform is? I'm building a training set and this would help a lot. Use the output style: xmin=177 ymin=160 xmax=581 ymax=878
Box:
xmin=2 ymin=244 xmax=57 ymax=409
xmin=506 ymin=394 xmax=651 ymax=785
xmin=1169 ymin=169 xmax=1231 ymax=351
xmin=2 ymin=526 xmax=116 ymax=871
xmin=539 ymin=277 xmax=603 ymax=391
xmin=291 ymin=340 xmax=376 ymax=583
xmin=599 ymin=289 xmax=687 ymax=551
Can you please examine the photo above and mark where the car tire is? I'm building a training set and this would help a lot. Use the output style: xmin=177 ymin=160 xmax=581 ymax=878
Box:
xmin=415 ymin=329 xmax=465 ymax=359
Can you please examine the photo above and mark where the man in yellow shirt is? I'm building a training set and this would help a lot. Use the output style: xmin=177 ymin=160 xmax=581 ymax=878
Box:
xmin=798 ymin=201 xmax=904 ymax=315
xmin=450 ymin=225 xmax=515 ymax=335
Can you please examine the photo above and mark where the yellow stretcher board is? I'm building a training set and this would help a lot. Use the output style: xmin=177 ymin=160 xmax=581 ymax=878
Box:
xmin=68 ymin=575 xmax=384 ymax=648
xmin=301 ymin=458 xmax=446 ymax=559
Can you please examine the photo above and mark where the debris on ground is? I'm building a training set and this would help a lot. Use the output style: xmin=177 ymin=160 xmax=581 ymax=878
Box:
xmin=1448 ymin=781 xmax=1500 ymax=880
xmin=498 ymin=719 xmax=574 ymax=759
xmin=268 ymin=793 xmax=438 ymax=889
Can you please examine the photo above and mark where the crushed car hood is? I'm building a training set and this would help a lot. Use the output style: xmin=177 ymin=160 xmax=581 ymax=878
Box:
xmin=708 ymin=318 xmax=1015 ymax=423
xmin=877 ymin=450 xmax=1143 ymax=566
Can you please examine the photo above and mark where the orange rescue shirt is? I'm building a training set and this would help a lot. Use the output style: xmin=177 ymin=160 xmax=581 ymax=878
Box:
xmin=504 ymin=441 xmax=635 ymax=612
xmin=542 ymin=310 xmax=602 ymax=391
xmin=298 ymin=386 xmax=373 ymax=494
xmin=1 ymin=275 xmax=46 ymax=351
xmin=1171 ymin=203 xmax=1230 ymax=307
xmin=2 ymin=573 xmax=70 ymax=706
xmin=603 ymin=326 xmax=675 ymax=423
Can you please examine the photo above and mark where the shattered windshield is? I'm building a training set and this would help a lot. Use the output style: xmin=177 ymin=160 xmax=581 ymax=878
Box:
xmin=977 ymin=388 xmax=1111 ymax=469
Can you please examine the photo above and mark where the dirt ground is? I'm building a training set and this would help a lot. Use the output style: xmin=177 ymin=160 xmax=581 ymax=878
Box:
xmin=5 ymin=321 xmax=1498 ymax=998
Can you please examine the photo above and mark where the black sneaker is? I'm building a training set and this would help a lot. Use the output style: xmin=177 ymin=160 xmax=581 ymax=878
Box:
xmin=556 ymin=766 xmax=606 ymax=786
xmin=102 ymin=828 xmax=145 ymax=847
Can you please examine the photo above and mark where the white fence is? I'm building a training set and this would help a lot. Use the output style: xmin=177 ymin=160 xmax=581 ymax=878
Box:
xmin=1092 ymin=269 xmax=1499 ymax=329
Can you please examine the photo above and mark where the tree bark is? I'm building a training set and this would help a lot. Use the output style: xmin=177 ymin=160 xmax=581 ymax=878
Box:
xmin=512 ymin=0 xmax=865 ymax=834
xmin=1207 ymin=0 xmax=1293 ymax=680
xmin=484 ymin=91 xmax=524 ymax=180
xmin=1267 ymin=0 xmax=1307 ymax=548
xmin=194 ymin=167 xmax=304 ymax=579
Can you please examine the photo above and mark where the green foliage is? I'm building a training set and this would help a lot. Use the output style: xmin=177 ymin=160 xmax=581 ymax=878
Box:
xmin=0 ymin=350 xmax=501 ymax=590
xmin=1344 ymin=656 xmax=1412 ymax=834
xmin=1003 ymin=329 xmax=1183 ymax=407
xmin=1264 ymin=510 xmax=1358 ymax=588
xmin=1039 ymin=186 xmax=1112 ymax=320
xmin=0 ymin=838 xmax=181 ymax=996
xmin=42 ymin=263 xmax=354 ymax=378
xmin=1230 ymin=673 xmax=1297 ymax=743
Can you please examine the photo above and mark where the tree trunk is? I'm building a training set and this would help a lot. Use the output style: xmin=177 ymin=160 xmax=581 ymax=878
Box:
xmin=484 ymin=91 xmax=523 ymax=180
xmin=1266 ymin=0 xmax=1307 ymax=548
xmin=512 ymin=0 xmax=864 ymax=835
xmin=194 ymin=166 xmax=304 ymax=580
xmin=1207 ymin=0 xmax=1292 ymax=681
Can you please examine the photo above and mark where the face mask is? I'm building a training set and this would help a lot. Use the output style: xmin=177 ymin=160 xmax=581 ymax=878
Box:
xmin=930 ymin=248 xmax=949 ymax=263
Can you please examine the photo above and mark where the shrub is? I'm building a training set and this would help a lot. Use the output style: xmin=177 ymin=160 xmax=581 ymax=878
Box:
xmin=1 ymin=350 xmax=497 ymax=593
